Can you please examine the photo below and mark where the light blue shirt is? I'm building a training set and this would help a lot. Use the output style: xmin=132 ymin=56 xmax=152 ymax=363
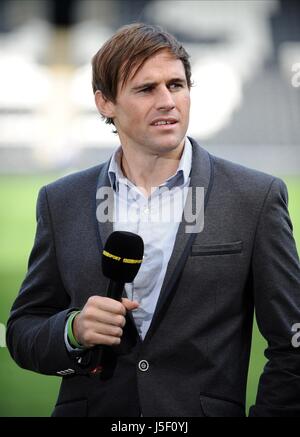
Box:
xmin=108 ymin=138 xmax=192 ymax=340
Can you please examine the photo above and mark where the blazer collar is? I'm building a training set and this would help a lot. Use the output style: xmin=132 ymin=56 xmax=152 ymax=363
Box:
xmin=96 ymin=158 xmax=114 ymax=251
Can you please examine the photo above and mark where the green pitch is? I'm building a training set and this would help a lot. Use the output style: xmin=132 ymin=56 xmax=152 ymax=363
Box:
xmin=0 ymin=174 xmax=299 ymax=416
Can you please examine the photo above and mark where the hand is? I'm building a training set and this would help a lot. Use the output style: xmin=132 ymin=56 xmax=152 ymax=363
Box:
xmin=73 ymin=296 xmax=139 ymax=348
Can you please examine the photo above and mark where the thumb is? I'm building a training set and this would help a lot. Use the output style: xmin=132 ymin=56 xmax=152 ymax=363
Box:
xmin=122 ymin=298 xmax=139 ymax=311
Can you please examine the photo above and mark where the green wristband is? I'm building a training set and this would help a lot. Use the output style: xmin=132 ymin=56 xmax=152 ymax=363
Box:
xmin=67 ymin=311 xmax=85 ymax=349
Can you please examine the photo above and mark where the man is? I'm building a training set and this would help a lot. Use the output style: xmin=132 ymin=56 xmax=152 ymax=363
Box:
xmin=6 ymin=23 xmax=300 ymax=417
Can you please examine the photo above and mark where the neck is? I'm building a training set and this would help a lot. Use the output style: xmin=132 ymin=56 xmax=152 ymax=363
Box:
xmin=120 ymin=140 xmax=185 ymax=196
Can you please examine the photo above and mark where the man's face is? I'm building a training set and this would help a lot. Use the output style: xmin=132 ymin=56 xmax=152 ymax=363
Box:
xmin=108 ymin=50 xmax=190 ymax=156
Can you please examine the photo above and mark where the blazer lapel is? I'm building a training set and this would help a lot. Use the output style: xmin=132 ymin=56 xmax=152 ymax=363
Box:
xmin=95 ymin=159 xmax=114 ymax=250
xmin=88 ymin=158 xmax=114 ymax=300
xmin=143 ymin=138 xmax=214 ymax=343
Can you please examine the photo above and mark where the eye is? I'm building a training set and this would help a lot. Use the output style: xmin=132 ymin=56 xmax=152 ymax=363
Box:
xmin=169 ymin=83 xmax=183 ymax=90
xmin=139 ymin=86 xmax=153 ymax=93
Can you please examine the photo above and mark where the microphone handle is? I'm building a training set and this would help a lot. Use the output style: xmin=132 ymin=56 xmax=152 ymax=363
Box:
xmin=106 ymin=280 xmax=125 ymax=301
xmin=89 ymin=280 xmax=125 ymax=376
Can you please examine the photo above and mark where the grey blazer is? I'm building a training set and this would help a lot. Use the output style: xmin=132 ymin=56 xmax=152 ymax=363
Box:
xmin=6 ymin=138 xmax=300 ymax=417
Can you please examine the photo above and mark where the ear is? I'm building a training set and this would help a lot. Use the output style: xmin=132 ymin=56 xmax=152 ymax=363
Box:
xmin=94 ymin=90 xmax=116 ymax=119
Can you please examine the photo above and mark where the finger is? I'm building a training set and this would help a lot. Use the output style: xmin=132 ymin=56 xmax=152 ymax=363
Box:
xmin=122 ymin=298 xmax=140 ymax=311
xmin=87 ymin=296 xmax=126 ymax=315
xmin=82 ymin=309 xmax=126 ymax=328
xmin=97 ymin=309 xmax=126 ymax=327
xmin=82 ymin=332 xmax=122 ymax=347
xmin=94 ymin=322 xmax=123 ymax=338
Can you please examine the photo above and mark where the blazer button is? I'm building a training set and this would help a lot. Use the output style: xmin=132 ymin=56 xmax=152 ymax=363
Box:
xmin=138 ymin=360 xmax=149 ymax=372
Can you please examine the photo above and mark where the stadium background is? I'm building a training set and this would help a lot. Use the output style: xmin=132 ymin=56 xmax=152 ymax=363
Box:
xmin=0 ymin=0 xmax=299 ymax=416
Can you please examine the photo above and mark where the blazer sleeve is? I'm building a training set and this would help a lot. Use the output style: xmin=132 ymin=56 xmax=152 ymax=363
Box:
xmin=249 ymin=178 xmax=300 ymax=417
xmin=6 ymin=186 xmax=93 ymax=376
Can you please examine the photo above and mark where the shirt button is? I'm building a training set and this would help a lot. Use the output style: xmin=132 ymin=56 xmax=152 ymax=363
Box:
xmin=138 ymin=360 xmax=149 ymax=372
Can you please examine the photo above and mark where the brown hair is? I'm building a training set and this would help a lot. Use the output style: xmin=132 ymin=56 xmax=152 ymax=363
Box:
xmin=92 ymin=23 xmax=192 ymax=126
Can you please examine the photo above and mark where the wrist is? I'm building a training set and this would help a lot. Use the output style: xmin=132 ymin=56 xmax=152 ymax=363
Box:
xmin=67 ymin=311 xmax=85 ymax=349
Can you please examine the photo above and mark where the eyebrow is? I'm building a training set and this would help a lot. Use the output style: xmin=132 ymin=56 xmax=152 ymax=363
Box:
xmin=131 ymin=77 xmax=187 ymax=91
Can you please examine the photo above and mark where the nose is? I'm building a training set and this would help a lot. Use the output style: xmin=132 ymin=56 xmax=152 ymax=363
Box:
xmin=156 ymin=86 xmax=175 ymax=111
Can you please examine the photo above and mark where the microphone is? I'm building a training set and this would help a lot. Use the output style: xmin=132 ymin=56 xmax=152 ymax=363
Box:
xmin=102 ymin=231 xmax=144 ymax=301
xmin=90 ymin=231 xmax=144 ymax=376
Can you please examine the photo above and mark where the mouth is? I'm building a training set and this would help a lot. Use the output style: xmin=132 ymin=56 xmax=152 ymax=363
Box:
xmin=150 ymin=118 xmax=178 ymax=129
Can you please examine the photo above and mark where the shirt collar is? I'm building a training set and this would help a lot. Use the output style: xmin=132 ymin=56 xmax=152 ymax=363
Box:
xmin=108 ymin=137 xmax=192 ymax=192
xmin=108 ymin=146 xmax=125 ymax=191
